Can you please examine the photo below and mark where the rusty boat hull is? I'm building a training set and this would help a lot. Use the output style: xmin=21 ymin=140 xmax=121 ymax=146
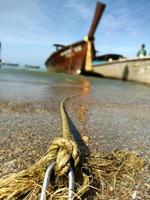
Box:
xmin=45 ymin=41 xmax=88 ymax=74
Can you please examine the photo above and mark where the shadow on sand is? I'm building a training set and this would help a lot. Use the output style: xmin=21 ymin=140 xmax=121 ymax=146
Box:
xmin=65 ymin=110 xmax=95 ymax=199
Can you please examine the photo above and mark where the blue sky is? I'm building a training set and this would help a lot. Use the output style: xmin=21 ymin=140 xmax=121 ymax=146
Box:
xmin=0 ymin=0 xmax=150 ymax=66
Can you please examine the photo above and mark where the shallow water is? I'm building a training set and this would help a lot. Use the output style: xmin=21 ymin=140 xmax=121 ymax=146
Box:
xmin=1 ymin=66 xmax=150 ymax=103
xmin=0 ymin=66 xmax=150 ymax=178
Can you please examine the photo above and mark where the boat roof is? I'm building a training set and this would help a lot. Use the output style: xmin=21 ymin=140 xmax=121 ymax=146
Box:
xmin=94 ymin=53 xmax=124 ymax=61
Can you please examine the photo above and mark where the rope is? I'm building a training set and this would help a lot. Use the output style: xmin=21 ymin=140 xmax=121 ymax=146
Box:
xmin=45 ymin=94 xmax=86 ymax=176
xmin=0 ymin=91 xmax=144 ymax=200
xmin=47 ymin=138 xmax=79 ymax=176
xmin=60 ymin=98 xmax=72 ymax=139
xmin=0 ymin=93 xmax=86 ymax=200
xmin=40 ymin=93 xmax=86 ymax=199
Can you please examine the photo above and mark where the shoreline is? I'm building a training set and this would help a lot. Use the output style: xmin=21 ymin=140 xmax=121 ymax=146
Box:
xmin=0 ymin=70 xmax=149 ymax=198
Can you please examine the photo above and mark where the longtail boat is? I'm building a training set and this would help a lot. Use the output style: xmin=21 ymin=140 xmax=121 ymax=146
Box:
xmin=45 ymin=2 xmax=106 ymax=74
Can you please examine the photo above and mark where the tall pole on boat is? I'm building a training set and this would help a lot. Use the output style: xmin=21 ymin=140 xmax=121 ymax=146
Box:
xmin=84 ymin=2 xmax=106 ymax=72
xmin=88 ymin=2 xmax=106 ymax=40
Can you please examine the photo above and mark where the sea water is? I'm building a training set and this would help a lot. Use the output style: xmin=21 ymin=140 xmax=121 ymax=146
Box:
xmin=0 ymin=64 xmax=150 ymax=154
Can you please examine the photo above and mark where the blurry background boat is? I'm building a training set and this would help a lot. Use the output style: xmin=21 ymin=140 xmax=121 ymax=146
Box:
xmin=25 ymin=64 xmax=40 ymax=69
xmin=2 ymin=62 xmax=19 ymax=67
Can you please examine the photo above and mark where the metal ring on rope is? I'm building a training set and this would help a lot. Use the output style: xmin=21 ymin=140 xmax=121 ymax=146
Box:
xmin=40 ymin=162 xmax=75 ymax=200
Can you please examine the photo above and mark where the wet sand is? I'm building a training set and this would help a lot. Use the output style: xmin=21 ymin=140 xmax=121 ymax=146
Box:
xmin=0 ymin=68 xmax=149 ymax=199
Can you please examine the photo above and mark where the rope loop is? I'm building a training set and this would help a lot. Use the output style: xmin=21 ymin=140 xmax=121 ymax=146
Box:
xmin=48 ymin=138 xmax=79 ymax=176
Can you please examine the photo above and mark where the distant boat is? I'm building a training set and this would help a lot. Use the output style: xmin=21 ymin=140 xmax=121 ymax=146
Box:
xmin=0 ymin=42 xmax=19 ymax=68
xmin=25 ymin=65 xmax=40 ymax=69
xmin=2 ymin=62 xmax=19 ymax=67
xmin=45 ymin=2 xmax=106 ymax=74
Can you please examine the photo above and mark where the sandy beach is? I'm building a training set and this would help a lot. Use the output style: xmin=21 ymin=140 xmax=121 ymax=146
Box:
xmin=0 ymin=68 xmax=149 ymax=199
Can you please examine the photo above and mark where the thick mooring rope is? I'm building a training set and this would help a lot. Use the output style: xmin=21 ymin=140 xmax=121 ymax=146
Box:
xmin=0 ymin=92 xmax=146 ymax=200
xmin=0 ymin=93 xmax=83 ymax=199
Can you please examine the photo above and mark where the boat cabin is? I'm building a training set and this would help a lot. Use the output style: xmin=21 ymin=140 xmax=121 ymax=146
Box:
xmin=93 ymin=54 xmax=124 ymax=65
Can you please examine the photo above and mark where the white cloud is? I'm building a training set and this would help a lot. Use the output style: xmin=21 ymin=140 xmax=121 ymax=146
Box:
xmin=101 ymin=0 xmax=144 ymax=37
xmin=0 ymin=0 xmax=54 ymax=44
xmin=64 ymin=0 xmax=93 ymax=20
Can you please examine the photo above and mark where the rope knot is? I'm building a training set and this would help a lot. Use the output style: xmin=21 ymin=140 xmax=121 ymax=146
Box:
xmin=48 ymin=138 xmax=79 ymax=176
